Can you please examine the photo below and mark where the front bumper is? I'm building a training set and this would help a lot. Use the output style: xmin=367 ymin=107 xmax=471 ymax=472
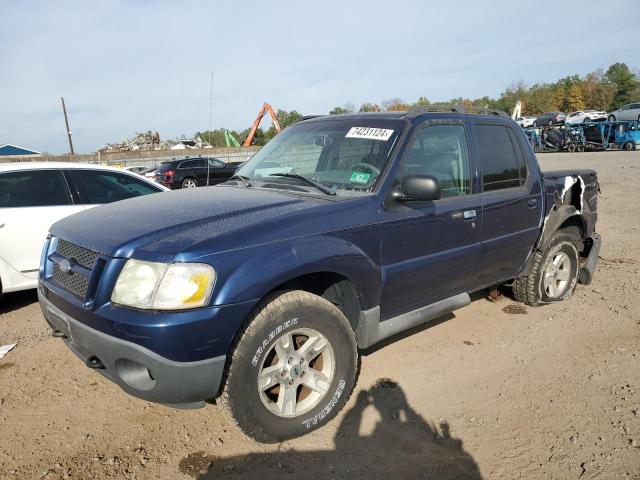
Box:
xmin=40 ymin=292 xmax=226 ymax=407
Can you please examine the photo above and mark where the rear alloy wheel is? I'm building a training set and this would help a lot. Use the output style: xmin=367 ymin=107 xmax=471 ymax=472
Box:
xmin=584 ymin=117 xmax=591 ymax=122
xmin=608 ymin=115 xmax=616 ymax=122
xmin=623 ymin=142 xmax=634 ymax=151
xmin=221 ymin=290 xmax=358 ymax=442
xmin=513 ymin=231 xmax=579 ymax=306
xmin=542 ymin=251 xmax=573 ymax=299
xmin=181 ymin=177 xmax=197 ymax=188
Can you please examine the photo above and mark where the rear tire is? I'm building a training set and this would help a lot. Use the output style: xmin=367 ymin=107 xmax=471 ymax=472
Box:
xmin=577 ymin=144 xmax=585 ymax=152
xmin=624 ymin=142 xmax=633 ymax=151
xmin=181 ymin=177 xmax=197 ymax=188
xmin=608 ymin=115 xmax=616 ymax=122
xmin=513 ymin=231 xmax=580 ymax=307
xmin=221 ymin=290 xmax=359 ymax=442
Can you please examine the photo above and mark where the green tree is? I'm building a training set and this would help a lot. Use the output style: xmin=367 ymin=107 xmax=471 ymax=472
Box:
xmin=329 ymin=103 xmax=355 ymax=115
xmin=605 ymin=62 xmax=640 ymax=110
xmin=358 ymin=102 xmax=380 ymax=112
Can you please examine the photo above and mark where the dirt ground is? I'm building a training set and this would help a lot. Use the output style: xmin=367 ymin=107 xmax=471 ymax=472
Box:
xmin=0 ymin=151 xmax=639 ymax=480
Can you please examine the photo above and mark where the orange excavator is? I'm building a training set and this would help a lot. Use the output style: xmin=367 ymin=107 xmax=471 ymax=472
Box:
xmin=242 ymin=102 xmax=281 ymax=146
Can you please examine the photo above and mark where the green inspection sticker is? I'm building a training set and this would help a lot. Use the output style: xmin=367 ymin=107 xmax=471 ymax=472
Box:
xmin=349 ymin=172 xmax=371 ymax=184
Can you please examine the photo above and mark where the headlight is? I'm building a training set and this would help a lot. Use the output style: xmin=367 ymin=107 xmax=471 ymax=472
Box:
xmin=112 ymin=259 xmax=215 ymax=310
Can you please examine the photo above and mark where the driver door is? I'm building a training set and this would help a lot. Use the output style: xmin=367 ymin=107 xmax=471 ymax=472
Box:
xmin=379 ymin=122 xmax=483 ymax=319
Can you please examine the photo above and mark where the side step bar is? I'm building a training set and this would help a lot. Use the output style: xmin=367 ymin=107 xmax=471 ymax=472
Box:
xmin=356 ymin=293 xmax=471 ymax=349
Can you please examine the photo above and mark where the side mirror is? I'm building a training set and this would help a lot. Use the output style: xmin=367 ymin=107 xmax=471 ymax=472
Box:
xmin=400 ymin=174 xmax=441 ymax=202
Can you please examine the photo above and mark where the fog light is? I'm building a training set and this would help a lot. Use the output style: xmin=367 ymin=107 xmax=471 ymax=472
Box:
xmin=115 ymin=359 xmax=156 ymax=391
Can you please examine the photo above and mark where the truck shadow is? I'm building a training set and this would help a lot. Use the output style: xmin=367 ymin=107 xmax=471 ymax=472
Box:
xmin=180 ymin=379 xmax=481 ymax=480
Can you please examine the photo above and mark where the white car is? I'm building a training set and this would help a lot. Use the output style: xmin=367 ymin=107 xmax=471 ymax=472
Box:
xmin=565 ymin=110 xmax=607 ymax=124
xmin=607 ymin=102 xmax=640 ymax=122
xmin=515 ymin=116 xmax=537 ymax=128
xmin=0 ymin=162 xmax=167 ymax=295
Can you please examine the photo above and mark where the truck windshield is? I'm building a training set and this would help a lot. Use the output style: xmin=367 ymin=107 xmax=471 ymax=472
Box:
xmin=236 ymin=118 xmax=404 ymax=195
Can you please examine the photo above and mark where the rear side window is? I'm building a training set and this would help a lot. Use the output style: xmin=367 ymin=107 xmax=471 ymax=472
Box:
xmin=0 ymin=170 xmax=71 ymax=207
xmin=67 ymin=170 xmax=161 ymax=204
xmin=179 ymin=159 xmax=205 ymax=169
xmin=476 ymin=125 xmax=526 ymax=192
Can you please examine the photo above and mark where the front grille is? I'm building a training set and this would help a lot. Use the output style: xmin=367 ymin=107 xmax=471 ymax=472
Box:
xmin=56 ymin=240 xmax=99 ymax=270
xmin=52 ymin=263 xmax=90 ymax=298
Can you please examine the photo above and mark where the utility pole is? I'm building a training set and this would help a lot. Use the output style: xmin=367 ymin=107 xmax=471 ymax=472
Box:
xmin=209 ymin=72 xmax=213 ymax=145
xmin=61 ymin=97 xmax=75 ymax=155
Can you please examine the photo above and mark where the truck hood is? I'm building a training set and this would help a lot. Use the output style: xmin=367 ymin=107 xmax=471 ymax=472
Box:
xmin=50 ymin=186 xmax=338 ymax=260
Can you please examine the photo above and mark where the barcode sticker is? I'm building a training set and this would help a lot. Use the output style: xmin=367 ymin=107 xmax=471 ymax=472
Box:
xmin=345 ymin=127 xmax=394 ymax=141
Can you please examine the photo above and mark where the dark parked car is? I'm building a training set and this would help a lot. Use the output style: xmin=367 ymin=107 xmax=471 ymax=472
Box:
xmin=40 ymin=107 xmax=600 ymax=442
xmin=534 ymin=112 xmax=566 ymax=127
xmin=154 ymin=157 xmax=244 ymax=189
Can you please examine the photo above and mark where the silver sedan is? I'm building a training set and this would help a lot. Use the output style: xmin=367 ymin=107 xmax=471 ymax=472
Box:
xmin=608 ymin=102 xmax=640 ymax=122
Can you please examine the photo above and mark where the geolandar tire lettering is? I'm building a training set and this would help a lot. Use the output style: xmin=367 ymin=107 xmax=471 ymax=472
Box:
xmin=221 ymin=290 xmax=359 ymax=442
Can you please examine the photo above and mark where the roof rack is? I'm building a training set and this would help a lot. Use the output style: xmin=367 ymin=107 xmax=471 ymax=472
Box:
xmin=406 ymin=105 xmax=509 ymax=118
xmin=294 ymin=115 xmax=325 ymax=123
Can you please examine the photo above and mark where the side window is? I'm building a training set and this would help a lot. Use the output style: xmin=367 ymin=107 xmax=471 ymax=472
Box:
xmin=0 ymin=170 xmax=71 ymax=207
xmin=476 ymin=125 xmax=526 ymax=192
xmin=207 ymin=158 xmax=224 ymax=168
xmin=400 ymin=124 xmax=471 ymax=197
xmin=179 ymin=159 xmax=204 ymax=169
xmin=68 ymin=170 xmax=160 ymax=204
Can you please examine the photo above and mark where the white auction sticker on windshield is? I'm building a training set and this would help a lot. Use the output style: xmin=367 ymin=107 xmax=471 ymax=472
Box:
xmin=345 ymin=127 xmax=394 ymax=141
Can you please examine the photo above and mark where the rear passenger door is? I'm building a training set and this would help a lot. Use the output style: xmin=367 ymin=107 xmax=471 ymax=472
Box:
xmin=472 ymin=122 xmax=544 ymax=285
xmin=380 ymin=121 xmax=483 ymax=319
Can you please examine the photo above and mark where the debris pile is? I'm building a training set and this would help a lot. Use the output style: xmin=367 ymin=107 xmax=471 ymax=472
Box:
xmin=97 ymin=132 xmax=213 ymax=153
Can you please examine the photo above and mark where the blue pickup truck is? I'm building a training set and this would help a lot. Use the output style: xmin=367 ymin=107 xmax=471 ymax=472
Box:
xmin=39 ymin=107 xmax=600 ymax=442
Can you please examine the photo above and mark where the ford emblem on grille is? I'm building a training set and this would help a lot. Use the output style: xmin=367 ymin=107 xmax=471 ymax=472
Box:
xmin=59 ymin=259 xmax=73 ymax=274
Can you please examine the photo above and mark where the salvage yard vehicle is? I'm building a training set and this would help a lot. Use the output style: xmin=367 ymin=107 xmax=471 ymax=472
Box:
xmin=565 ymin=110 xmax=607 ymax=124
xmin=154 ymin=157 xmax=244 ymax=189
xmin=534 ymin=111 xmax=566 ymax=127
xmin=607 ymin=102 xmax=640 ymax=122
xmin=39 ymin=107 xmax=601 ymax=442
xmin=0 ymin=163 xmax=166 ymax=296
xmin=515 ymin=116 xmax=537 ymax=128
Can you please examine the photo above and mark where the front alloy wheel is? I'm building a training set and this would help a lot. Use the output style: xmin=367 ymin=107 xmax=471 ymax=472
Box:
xmin=257 ymin=328 xmax=335 ymax=417
xmin=221 ymin=290 xmax=358 ymax=442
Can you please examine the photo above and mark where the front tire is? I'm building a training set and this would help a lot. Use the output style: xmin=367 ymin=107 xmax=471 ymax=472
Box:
xmin=513 ymin=231 xmax=580 ymax=307
xmin=221 ymin=290 xmax=359 ymax=442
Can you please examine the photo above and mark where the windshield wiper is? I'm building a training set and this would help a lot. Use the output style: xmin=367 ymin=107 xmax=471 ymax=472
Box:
xmin=228 ymin=174 xmax=252 ymax=187
xmin=268 ymin=173 xmax=336 ymax=196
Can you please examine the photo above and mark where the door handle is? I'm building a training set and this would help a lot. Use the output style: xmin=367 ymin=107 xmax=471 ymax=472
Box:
xmin=463 ymin=209 xmax=476 ymax=219
xmin=528 ymin=198 xmax=538 ymax=209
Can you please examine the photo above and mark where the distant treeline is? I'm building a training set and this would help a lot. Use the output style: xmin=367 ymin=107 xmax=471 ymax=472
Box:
xmin=196 ymin=62 xmax=639 ymax=146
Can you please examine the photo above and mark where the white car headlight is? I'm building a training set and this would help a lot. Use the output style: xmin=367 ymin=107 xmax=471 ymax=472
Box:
xmin=111 ymin=259 xmax=216 ymax=310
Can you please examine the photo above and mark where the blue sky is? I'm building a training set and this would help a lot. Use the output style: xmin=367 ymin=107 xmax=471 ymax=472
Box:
xmin=1 ymin=0 xmax=638 ymax=154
